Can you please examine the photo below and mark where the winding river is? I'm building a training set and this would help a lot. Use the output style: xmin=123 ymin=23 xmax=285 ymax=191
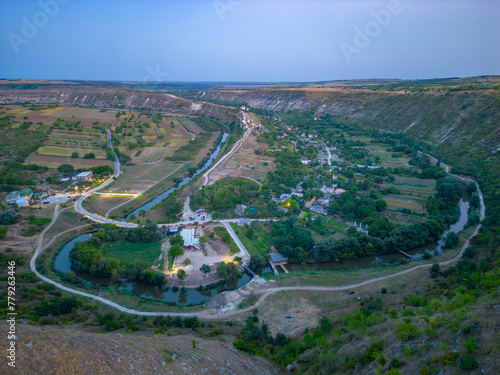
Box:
xmin=126 ymin=133 xmax=229 ymax=218
xmin=53 ymin=200 xmax=470 ymax=305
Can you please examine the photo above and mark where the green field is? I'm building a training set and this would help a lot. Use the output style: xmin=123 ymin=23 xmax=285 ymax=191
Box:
xmin=38 ymin=146 xmax=106 ymax=159
xmin=105 ymin=241 xmax=161 ymax=265
xmin=101 ymin=159 xmax=184 ymax=193
xmin=230 ymin=222 xmax=274 ymax=256
xmin=178 ymin=117 xmax=204 ymax=133
xmin=37 ymin=124 xmax=51 ymax=132
xmin=366 ymin=143 xmax=412 ymax=168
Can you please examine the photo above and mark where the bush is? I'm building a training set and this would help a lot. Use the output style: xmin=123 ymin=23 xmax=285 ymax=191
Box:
xmin=57 ymin=164 xmax=74 ymax=175
xmin=460 ymin=354 xmax=478 ymax=370
xmin=430 ymin=263 xmax=441 ymax=278
xmin=0 ymin=210 xmax=18 ymax=225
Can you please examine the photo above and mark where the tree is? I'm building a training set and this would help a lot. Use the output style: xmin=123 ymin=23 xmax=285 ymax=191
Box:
xmin=71 ymin=152 xmax=79 ymax=158
xmin=170 ymin=234 xmax=183 ymax=246
xmin=0 ymin=210 xmax=18 ymax=225
xmin=177 ymin=269 xmax=186 ymax=280
xmin=84 ymin=152 xmax=96 ymax=159
xmin=169 ymin=244 xmax=184 ymax=259
xmin=444 ymin=231 xmax=459 ymax=249
xmin=200 ymin=264 xmax=211 ymax=277
xmin=249 ymin=255 xmax=267 ymax=272
xmin=216 ymin=262 xmax=238 ymax=278
xmin=436 ymin=177 xmax=462 ymax=203
xmin=374 ymin=199 xmax=387 ymax=212
xmin=199 ymin=236 xmax=208 ymax=244
xmin=430 ymin=263 xmax=441 ymax=278
xmin=58 ymin=164 xmax=74 ymax=175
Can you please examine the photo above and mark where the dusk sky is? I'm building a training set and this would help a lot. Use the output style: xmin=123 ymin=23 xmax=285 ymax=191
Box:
xmin=0 ymin=0 xmax=499 ymax=82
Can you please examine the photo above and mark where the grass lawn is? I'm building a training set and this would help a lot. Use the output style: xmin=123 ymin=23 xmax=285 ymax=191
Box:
xmin=105 ymin=241 xmax=162 ymax=265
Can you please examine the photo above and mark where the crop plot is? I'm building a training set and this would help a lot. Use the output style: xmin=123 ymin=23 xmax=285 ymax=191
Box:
xmin=178 ymin=117 xmax=204 ymax=133
xmin=37 ymin=146 xmax=107 ymax=159
xmin=224 ymin=132 xmax=276 ymax=183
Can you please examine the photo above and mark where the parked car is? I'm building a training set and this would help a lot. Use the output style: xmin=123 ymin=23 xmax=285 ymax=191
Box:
xmin=348 ymin=291 xmax=355 ymax=295
xmin=285 ymin=315 xmax=293 ymax=318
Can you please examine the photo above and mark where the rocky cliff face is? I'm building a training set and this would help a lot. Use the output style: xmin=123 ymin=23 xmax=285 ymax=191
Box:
xmin=0 ymin=88 xmax=238 ymax=121
xmin=188 ymin=88 xmax=500 ymax=151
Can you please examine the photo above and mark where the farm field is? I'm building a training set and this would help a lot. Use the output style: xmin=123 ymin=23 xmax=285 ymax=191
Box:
xmin=101 ymin=160 xmax=185 ymax=193
xmin=25 ymin=154 xmax=113 ymax=168
xmin=178 ymin=117 xmax=204 ymax=133
xmin=37 ymin=146 xmax=107 ymax=159
xmin=224 ymin=132 xmax=276 ymax=183
xmin=381 ymin=180 xmax=436 ymax=213
xmin=111 ymin=113 xmax=194 ymax=164
xmin=50 ymin=107 xmax=116 ymax=121
xmin=3 ymin=105 xmax=116 ymax=127
xmin=383 ymin=196 xmax=425 ymax=212
xmin=366 ymin=143 xmax=412 ymax=168
xmin=230 ymin=221 xmax=274 ymax=256
xmin=105 ymin=240 xmax=162 ymax=265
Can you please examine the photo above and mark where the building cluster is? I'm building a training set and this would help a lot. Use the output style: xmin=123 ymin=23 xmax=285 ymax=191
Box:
xmin=4 ymin=189 xmax=35 ymax=207
xmin=60 ymin=171 xmax=93 ymax=183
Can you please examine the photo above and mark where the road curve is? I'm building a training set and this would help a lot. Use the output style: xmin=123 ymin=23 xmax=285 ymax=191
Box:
xmin=30 ymin=127 xmax=487 ymax=318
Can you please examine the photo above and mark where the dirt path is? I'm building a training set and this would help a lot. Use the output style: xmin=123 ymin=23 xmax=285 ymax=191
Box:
xmin=202 ymin=111 xmax=255 ymax=186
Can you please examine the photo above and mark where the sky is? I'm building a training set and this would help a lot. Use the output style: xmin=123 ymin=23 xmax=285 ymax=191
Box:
xmin=0 ymin=0 xmax=499 ymax=82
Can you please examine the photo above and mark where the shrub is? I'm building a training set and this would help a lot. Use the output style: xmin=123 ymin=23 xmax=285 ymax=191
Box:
xmin=396 ymin=321 xmax=421 ymax=341
xmin=460 ymin=354 xmax=478 ymax=370
xmin=465 ymin=336 xmax=478 ymax=354
xmin=430 ymin=263 xmax=441 ymax=278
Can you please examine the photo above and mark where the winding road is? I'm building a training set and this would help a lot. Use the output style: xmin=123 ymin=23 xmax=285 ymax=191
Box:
xmin=201 ymin=111 xmax=255 ymax=187
xmin=30 ymin=115 xmax=488 ymax=318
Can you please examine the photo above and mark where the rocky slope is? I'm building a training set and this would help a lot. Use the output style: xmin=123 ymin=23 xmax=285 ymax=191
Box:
xmin=0 ymin=87 xmax=238 ymax=122
xmin=10 ymin=323 xmax=281 ymax=375
xmin=185 ymin=87 xmax=500 ymax=152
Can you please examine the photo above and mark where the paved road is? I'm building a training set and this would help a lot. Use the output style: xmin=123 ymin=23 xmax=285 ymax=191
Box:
xmin=222 ymin=221 xmax=251 ymax=263
xmin=29 ymin=199 xmax=484 ymax=319
xmin=30 ymin=120 xmax=488 ymax=318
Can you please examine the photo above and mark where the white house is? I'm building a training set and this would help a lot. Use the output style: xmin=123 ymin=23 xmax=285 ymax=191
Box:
xmin=15 ymin=196 xmax=29 ymax=207
xmin=72 ymin=171 xmax=93 ymax=181
xmin=180 ymin=228 xmax=200 ymax=248
xmin=300 ymin=157 xmax=311 ymax=165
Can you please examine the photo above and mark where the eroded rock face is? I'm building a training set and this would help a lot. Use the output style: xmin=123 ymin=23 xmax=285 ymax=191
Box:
xmin=0 ymin=88 xmax=238 ymax=122
xmin=186 ymin=88 xmax=500 ymax=151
